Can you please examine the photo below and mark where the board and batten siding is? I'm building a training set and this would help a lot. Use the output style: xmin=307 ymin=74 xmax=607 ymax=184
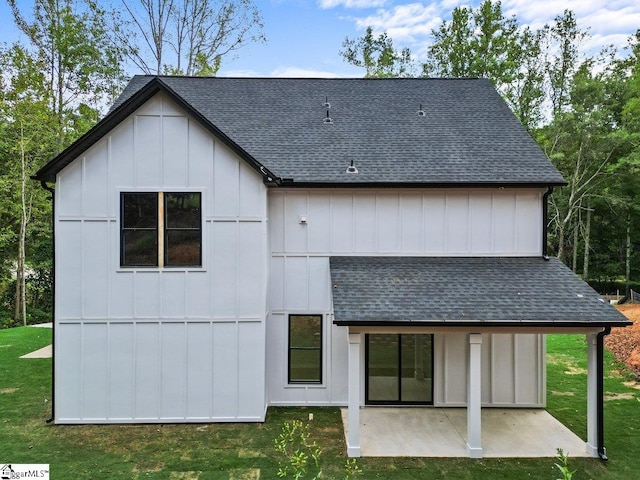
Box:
xmin=267 ymin=189 xmax=546 ymax=407
xmin=54 ymin=93 xmax=268 ymax=423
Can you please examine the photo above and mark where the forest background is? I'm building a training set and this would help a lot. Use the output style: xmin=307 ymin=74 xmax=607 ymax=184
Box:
xmin=1 ymin=0 xmax=639 ymax=328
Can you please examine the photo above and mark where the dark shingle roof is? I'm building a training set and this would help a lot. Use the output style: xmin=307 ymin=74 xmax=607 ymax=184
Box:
xmin=35 ymin=76 xmax=566 ymax=185
xmin=330 ymin=256 xmax=630 ymax=327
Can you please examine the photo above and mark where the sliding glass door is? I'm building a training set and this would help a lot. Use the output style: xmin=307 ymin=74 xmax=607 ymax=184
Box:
xmin=366 ymin=334 xmax=433 ymax=405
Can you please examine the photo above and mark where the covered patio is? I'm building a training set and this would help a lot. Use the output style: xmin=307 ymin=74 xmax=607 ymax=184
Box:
xmin=340 ymin=407 xmax=589 ymax=457
xmin=330 ymin=256 xmax=631 ymax=459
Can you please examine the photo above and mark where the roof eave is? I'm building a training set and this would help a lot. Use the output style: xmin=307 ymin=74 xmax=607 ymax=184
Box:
xmin=333 ymin=320 xmax=632 ymax=328
xmin=32 ymin=76 xmax=281 ymax=185
xmin=277 ymin=180 xmax=568 ymax=189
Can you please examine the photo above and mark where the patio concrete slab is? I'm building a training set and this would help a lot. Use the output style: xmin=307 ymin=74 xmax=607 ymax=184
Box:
xmin=341 ymin=408 xmax=590 ymax=458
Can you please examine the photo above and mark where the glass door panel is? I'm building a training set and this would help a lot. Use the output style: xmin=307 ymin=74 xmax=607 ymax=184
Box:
xmin=366 ymin=334 xmax=433 ymax=405
xmin=367 ymin=334 xmax=399 ymax=402
xmin=401 ymin=334 xmax=433 ymax=403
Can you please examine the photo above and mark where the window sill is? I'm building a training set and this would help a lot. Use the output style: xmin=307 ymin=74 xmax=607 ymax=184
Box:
xmin=116 ymin=266 xmax=207 ymax=273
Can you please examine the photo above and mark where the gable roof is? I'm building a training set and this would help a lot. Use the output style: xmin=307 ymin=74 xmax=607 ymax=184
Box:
xmin=34 ymin=76 xmax=566 ymax=187
xmin=330 ymin=256 xmax=630 ymax=327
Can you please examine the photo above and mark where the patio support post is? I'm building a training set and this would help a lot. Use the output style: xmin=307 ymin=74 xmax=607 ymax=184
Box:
xmin=467 ymin=333 xmax=483 ymax=458
xmin=586 ymin=332 xmax=598 ymax=457
xmin=347 ymin=332 xmax=361 ymax=457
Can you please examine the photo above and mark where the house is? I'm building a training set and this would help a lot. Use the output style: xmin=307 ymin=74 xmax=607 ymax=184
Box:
xmin=33 ymin=76 xmax=630 ymax=459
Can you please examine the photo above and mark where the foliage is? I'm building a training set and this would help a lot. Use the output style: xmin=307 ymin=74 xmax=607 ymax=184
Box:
xmin=341 ymin=26 xmax=413 ymax=78
xmin=273 ymin=419 xmax=362 ymax=480
xmin=423 ymin=0 xmax=545 ymax=130
xmin=274 ymin=420 xmax=322 ymax=479
xmin=1 ymin=0 xmax=125 ymax=326
xmin=554 ymin=448 xmax=576 ymax=480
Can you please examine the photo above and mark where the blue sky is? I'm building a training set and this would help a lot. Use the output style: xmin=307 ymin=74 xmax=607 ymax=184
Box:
xmin=2 ymin=0 xmax=639 ymax=78
xmin=219 ymin=0 xmax=640 ymax=77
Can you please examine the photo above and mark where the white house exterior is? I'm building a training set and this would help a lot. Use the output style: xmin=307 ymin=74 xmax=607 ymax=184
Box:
xmin=34 ymin=77 xmax=630 ymax=459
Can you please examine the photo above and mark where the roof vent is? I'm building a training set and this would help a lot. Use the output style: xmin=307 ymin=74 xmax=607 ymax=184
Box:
xmin=346 ymin=159 xmax=358 ymax=174
xmin=323 ymin=110 xmax=333 ymax=124
xmin=417 ymin=103 xmax=425 ymax=116
xmin=323 ymin=96 xmax=331 ymax=109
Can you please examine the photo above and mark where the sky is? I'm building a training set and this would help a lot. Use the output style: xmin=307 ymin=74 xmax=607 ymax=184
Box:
xmin=1 ymin=0 xmax=640 ymax=78
xmin=216 ymin=0 xmax=640 ymax=77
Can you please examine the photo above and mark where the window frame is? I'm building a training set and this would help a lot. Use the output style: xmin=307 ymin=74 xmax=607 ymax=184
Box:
xmin=119 ymin=190 xmax=203 ymax=269
xmin=287 ymin=314 xmax=323 ymax=385
xmin=163 ymin=192 xmax=203 ymax=268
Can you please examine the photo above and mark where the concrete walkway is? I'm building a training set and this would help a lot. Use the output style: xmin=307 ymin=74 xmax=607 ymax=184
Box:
xmin=20 ymin=344 xmax=52 ymax=359
xmin=341 ymin=407 xmax=590 ymax=458
xmin=20 ymin=322 xmax=53 ymax=359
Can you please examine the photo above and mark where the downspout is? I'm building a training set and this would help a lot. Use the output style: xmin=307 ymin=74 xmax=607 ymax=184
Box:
xmin=39 ymin=181 xmax=55 ymax=424
xmin=542 ymin=187 xmax=553 ymax=259
xmin=597 ymin=326 xmax=611 ymax=461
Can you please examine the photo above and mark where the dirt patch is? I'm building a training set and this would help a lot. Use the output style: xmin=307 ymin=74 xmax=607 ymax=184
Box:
xmin=550 ymin=391 xmax=575 ymax=396
xmin=238 ymin=448 xmax=266 ymax=458
xmin=604 ymin=392 xmax=636 ymax=401
xmin=606 ymin=305 xmax=640 ymax=378
xmin=228 ymin=469 xmax=260 ymax=480
xmin=169 ymin=473 xmax=201 ymax=480
xmin=548 ymin=354 xmax=586 ymax=375
xmin=0 ymin=388 xmax=19 ymax=394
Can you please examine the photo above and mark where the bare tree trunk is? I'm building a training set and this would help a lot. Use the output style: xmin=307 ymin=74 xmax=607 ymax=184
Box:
xmin=572 ymin=216 xmax=579 ymax=272
xmin=14 ymin=122 xmax=28 ymax=326
xmin=14 ymin=241 xmax=22 ymax=324
xmin=582 ymin=201 xmax=591 ymax=281
xmin=626 ymin=212 xmax=632 ymax=298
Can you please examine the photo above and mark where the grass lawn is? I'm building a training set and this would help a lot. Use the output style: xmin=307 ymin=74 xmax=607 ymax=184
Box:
xmin=1 ymin=328 xmax=639 ymax=479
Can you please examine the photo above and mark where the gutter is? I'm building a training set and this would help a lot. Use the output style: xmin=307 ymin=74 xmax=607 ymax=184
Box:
xmin=597 ymin=326 xmax=612 ymax=460
xmin=542 ymin=186 xmax=554 ymax=259
xmin=38 ymin=180 xmax=55 ymax=424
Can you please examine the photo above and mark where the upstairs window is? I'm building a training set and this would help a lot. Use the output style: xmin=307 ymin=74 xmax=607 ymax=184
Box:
xmin=120 ymin=192 xmax=202 ymax=268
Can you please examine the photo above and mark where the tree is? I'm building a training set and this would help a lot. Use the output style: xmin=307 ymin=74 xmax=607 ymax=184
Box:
xmin=341 ymin=26 xmax=413 ymax=78
xmin=544 ymin=10 xmax=588 ymax=115
xmin=541 ymin=60 xmax=622 ymax=266
xmin=2 ymin=0 xmax=126 ymax=326
xmin=0 ymin=45 xmax=56 ymax=325
xmin=8 ymin=0 xmax=125 ymax=150
xmin=115 ymin=0 xmax=266 ymax=76
xmin=423 ymin=0 xmax=545 ymax=130
xmin=602 ymin=30 xmax=640 ymax=293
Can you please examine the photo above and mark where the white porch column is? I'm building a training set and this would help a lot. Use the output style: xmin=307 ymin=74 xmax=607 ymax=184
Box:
xmin=347 ymin=332 xmax=361 ymax=457
xmin=586 ymin=332 xmax=599 ymax=457
xmin=467 ymin=333 xmax=483 ymax=458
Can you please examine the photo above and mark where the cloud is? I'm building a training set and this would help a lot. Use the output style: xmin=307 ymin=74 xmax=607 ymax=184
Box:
xmin=340 ymin=0 xmax=639 ymax=63
xmin=353 ymin=3 xmax=441 ymax=41
xmin=502 ymin=0 xmax=640 ymax=52
xmin=319 ymin=0 xmax=388 ymax=9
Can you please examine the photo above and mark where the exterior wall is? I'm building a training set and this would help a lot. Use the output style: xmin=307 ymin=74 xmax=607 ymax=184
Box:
xmin=267 ymin=189 xmax=546 ymax=407
xmin=433 ymin=333 xmax=545 ymax=407
xmin=54 ymin=93 xmax=268 ymax=423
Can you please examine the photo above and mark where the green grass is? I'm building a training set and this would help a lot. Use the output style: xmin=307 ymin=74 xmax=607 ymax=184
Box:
xmin=1 ymin=329 xmax=639 ymax=479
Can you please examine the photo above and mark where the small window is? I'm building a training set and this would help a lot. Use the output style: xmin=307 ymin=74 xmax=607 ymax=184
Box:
xmin=288 ymin=315 xmax=322 ymax=384
xmin=120 ymin=192 xmax=202 ymax=268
